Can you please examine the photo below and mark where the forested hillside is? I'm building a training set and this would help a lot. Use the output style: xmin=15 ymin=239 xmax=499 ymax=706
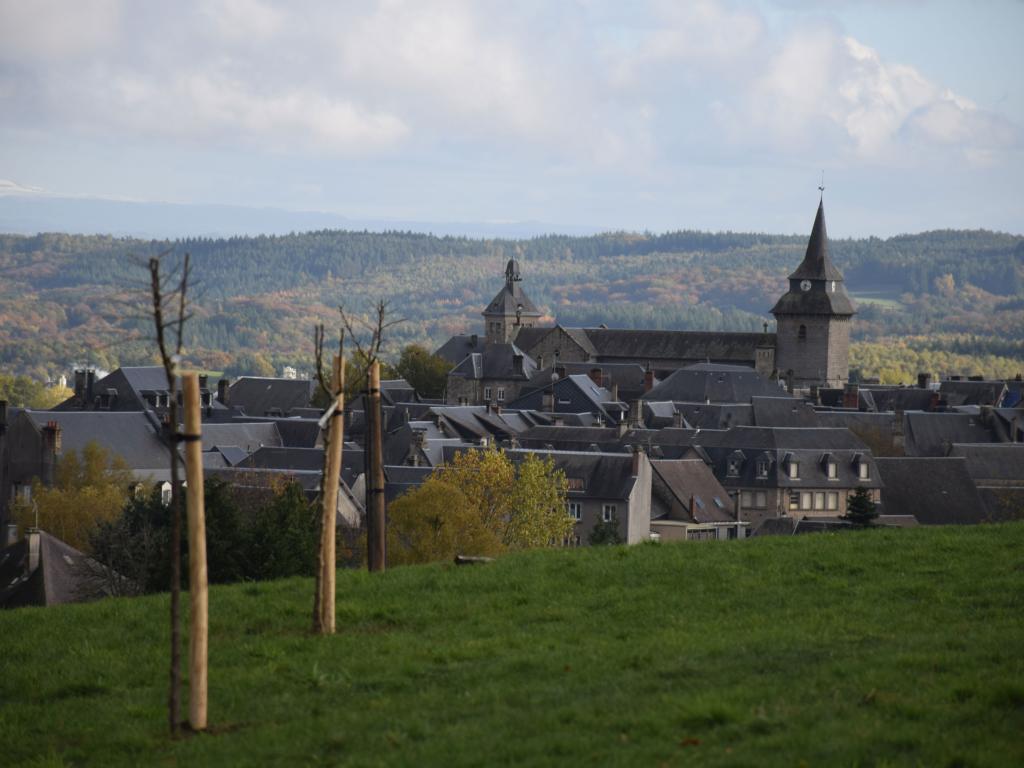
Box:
xmin=1 ymin=228 xmax=1021 ymax=384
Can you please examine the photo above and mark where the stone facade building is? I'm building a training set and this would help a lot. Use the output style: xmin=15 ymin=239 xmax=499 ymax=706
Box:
xmin=771 ymin=200 xmax=856 ymax=390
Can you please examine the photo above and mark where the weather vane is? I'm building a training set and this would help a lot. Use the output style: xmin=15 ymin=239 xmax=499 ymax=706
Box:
xmin=818 ymin=169 xmax=825 ymax=199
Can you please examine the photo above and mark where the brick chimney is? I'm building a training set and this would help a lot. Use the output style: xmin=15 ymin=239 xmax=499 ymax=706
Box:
xmin=217 ymin=378 xmax=230 ymax=405
xmin=589 ymin=368 xmax=603 ymax=386
xmin=842 ymin=383 xmax=859 ymax=410
xmin=643 ymin=367 xmax=654 ymax=393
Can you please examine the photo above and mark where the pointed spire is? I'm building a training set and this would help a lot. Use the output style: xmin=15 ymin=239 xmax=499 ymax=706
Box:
xmin=789 ymin=199 xmax=844 ymax=282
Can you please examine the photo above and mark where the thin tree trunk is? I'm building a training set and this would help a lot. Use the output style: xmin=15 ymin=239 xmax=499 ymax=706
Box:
xmin=183 ymin=374 xmax=208 ymax=730
xmin=316 ymin=356 xmax=345 ymax=633
xmin=367 ymin=361 xmax=386 ymax=572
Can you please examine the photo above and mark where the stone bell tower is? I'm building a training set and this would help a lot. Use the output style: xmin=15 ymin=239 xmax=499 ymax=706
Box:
xmin=772 ymin=199 xmax=856 ymax=390
xmin=482 ymin=258 xmax=542 ymax=344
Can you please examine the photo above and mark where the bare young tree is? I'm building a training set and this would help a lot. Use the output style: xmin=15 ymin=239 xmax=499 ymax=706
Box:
xmin=148 ymin=251 xmax=191 ymax=737
xmin=338 ymin=300 xmax=403 ymax=573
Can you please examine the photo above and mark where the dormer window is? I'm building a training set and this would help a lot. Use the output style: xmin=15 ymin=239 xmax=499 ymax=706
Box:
xmin=831 ymin=281 xmax=836 ymax=292
xmin=858 ymin=461 xmax=870 ymax=480
xmin=756 ymin=455 xmax=771 ymax=479
xmin=788 ymin=462 xmax=800 ymax=480
xmin=727 ymin=451 xmax=745 ymax=477
xmin=827 ymin=461 xmax=838 ymax=479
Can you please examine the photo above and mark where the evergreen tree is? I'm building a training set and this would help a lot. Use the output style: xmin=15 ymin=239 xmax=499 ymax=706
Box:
xmin=843 ymin=487 xmax=879 ymax=527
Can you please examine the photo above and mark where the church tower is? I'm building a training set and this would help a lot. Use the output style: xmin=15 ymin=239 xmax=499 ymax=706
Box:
xmin=772 ymin=199 xmax=856 ymax=390
xmin=483 ymin=258 xmax=542 ymax=344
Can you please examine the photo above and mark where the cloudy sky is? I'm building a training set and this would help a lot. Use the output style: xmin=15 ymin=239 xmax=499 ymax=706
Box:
xmin=1 ymin=0 xmax=1021 ymax=236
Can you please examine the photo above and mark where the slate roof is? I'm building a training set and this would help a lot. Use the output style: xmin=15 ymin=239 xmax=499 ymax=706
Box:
xmin=751 ymin=397 xmax=821 ymax=427
xmin=510 ymin=326 xmax=553 ymax=353
xmin=230 ymin=416 xmax=321 ymax=448
xmin=861 ymin=386 xmax=935 ymax=413
xmin=22 ymin=410 xmax=171 ymax=471
xmin=672 ymin=402 xmax=753 ymax=430
xmin=449 ymin=343 xmax=537 ymax=382
xmin=483 ymin=261 xmax=542 ymax=317
xmin=946 ymin=443 xmax=1024 ymax=485
xmin=434 ymin=334 xmax=487 ymax=365
xmin=650 ymin=459 xmax=734 ymax=523
xmin=903 ymin=412 xmax=996 ymax=457
xmin=0 ymin=531 xmax=117 ymax=608
xmin=384 ymin=465 xmax=434 ymax=502
xmin=875 ymin=457 xmax=989 ymax=524
xmin=227 ymin=377 xmax=314 ymax=416
xmin=522 ymin=362 xmax=651 ymax=401
xmin=583 ymin=330 xmax=773 ymax=365
xmin=201 ymin=422 xmax=282 ymax=453
xmin=939 ymin=380 xmax=1007 ymax=407
xmin=505 ymin=374 xmax=618 ymax=420
xmin=504 ymin=449 xmax=640 ymax=500
xmin=771 ymin=201 xmax=856 ymax=317
xmin=644 ymin=363 xmax=789 ymax=403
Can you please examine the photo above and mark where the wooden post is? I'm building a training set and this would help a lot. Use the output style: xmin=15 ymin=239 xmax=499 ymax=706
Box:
xmin=182 ymin=373 xmax=208 ymax=731
xmin=318 ymin=355 xmax=345 ymax=633
xmin=367 ymin=361 xmax=386 ymax=572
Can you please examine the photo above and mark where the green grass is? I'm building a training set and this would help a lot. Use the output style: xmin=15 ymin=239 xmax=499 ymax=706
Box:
xmin=850 ymin=291 xmax=905 ymax=310
xmin=2 ymin=525 xmax=1023 ymax=767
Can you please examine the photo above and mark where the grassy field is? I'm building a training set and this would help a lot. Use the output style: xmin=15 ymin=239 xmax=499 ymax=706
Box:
xmin=2 ymin=524 xmax=1023 ymax=767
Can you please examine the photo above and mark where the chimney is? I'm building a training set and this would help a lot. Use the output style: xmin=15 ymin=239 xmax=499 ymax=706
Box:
xmin=85 ymin=370 xmax=96 ymax=405
xmin=929 ymin=391 xmax=941 ymax=411
xmin=509 ymin=435 xmax=519 ymax=449
xmin=27 ymin=529 xmax=40 ymax=573
xmin=809 ymin=385 xmax=820 ymax=405
xmin=631 ymin=444 xmax=644 ymax=476
xmin=617 ymin=420 xmax=629 ymax=439
xmin=553 ymin=415 xmax=564 ymax=427
xmin=610 ymin=383 xmax=620 ymax=403
xmin=513 ymin=354 xmax=524 ymax=377
xmin=41 ymin=421 xmax=62 ymax=486
xmin=588 ymin=368 xmax=603 ymax=386
xmin=980 ymin=404 xmax=993 ymax=426
xmin=495 ymin=404 xmax=502 ymax=416
xmin=74 ymin=370 xmax=86 ymax=402
xmin=917 ymin=372 xmax=931 ymax=390
xmin=543 ymin=391 xmax=554 ymax=412
xmin=968 ymin=375 xmax=984 ymax=382
xmin=5 ymin=523 xmax=18 ymax=547
xmin=842 ymin=383 xmax=859 ymax=410
xmin=555 ymin=364 xmax=566 ymax=381
xmin=628 ymin=400 xmax=643 ymax=428
xmin=689 ymin=494 xmax=696 ymax=518
xmin=485 ymin=402 xmax=492 ymax=414
xmin=198 ymin=374 xmax=209 ymax=392
xmin=643 ymin=367 xmax=654 ymax=393
xmin=0 ymin=399 xmax=6 ymax=434
xmin=673 ymin=410 xmax=685 ymax=429
xmin=470 ymin=334 xmax=478 ymax=348
xmin=217 ymin=378 xmax=230 ymax=405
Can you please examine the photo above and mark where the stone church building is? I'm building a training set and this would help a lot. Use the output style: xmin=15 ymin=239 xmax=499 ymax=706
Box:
xmin=438 ymin=200 xmax=854 ymax=402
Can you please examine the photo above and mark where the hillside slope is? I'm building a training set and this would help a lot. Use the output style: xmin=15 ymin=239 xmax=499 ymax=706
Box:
xmin=1 ymin=229 xmax=1021 ymax=381
xmin=1 ymin=524 xmax=1022 ymax=766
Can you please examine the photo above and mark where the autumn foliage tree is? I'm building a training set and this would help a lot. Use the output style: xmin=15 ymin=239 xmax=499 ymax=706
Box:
xmin=12 ymin=442 xmax=133 ymax=551
xmin=386 ymin=448 xmax=572 ymax=565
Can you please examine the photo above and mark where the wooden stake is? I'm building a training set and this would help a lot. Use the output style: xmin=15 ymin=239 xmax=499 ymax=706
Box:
xmin=318 ymin=355 xmax=345 ymax=633
xmin=183 ymin=373 xmax=208 ymax=731
xmin=367 ymin=361 xmax=386 ymax=572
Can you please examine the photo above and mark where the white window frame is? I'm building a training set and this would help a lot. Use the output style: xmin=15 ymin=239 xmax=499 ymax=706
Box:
xmin=497 ymin=387 xmax=505 ymax=402
xmin=602 ymin=504 xmax=616 ymax=523
xmin=788 ymin=462 xmax=800 ymax=480
xmin=858 ymin=462 xmax=870 ymax=480
xmin=756 ymin=460 xmax=770 ymax=479
xmin=827 ymin=492 xmax=838 ymax=511
xmin=827 ymin=461 xmax=838 ymax=480
xmin=483 ymin=386 xmax=492 ymax=402
xmin=568 ymin=502 xmax=582 ymax=521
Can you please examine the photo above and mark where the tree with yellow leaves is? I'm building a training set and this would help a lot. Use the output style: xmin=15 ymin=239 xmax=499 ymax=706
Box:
xmin=13 ymin=441 xmax=134 ymax=552
xmin=386 ymin=448 xmax=572 ymax=565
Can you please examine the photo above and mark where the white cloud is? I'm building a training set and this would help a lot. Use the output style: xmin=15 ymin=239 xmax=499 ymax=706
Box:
xmin=0 ymin=0 xmax=122 ymax=59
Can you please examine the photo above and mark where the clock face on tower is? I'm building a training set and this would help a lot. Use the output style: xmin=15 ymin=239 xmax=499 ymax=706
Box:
xmin=800 ymin=280 xmax=812 ymax=292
